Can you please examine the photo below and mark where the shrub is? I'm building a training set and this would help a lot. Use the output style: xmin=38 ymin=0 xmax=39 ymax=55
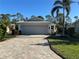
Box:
xmin=19 ymin=30 xmax=22 ymax=35
xmin=67 ymin=27 xmax=75 ymax=36
xmin=57 ymin=27 xmax=63 ymax=34
xmin=0 ymin=28 xmax=4 ymax=40
xmin=74 ymin=33 xmax=79 ymax=38
xmin=11 ymin=24 xmax=19 ymax=35
xmin=0 ymin=27 xmax=6 ymax=40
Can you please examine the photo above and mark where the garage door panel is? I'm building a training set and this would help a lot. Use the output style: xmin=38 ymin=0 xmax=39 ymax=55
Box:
xmin=20 ymin=25 xmax=48 ymax=35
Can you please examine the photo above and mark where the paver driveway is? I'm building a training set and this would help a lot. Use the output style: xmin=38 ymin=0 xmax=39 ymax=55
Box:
xmin=0 ymin=35 xmax=62 ymax=59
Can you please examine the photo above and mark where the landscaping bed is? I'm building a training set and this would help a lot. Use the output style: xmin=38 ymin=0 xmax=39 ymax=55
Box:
xmin=48 ymin=36 xmax=79 ymax=59
xmin=0 ymin=34 xmax=16 ymax=42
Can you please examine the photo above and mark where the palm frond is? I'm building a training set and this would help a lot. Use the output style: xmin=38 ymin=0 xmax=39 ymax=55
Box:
xmin=65 ymin=6 xmax=70 ymax=17
xmin=54 ymin=0 xmax=62 ymax=5
xmin=51 ymin=6 xmax=62 ymax=17
xmin=63 ymin=0 xmax=71 ymax=5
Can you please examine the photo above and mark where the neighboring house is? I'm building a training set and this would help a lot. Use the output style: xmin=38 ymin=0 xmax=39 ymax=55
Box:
xmin=17 ymin=21 xmax=57 ymax=35
xmin=67 ymin=23 xmax=74 ymax=29
xmin=75 ymin=21 xmax=79 ymax=33
xmin=67 ymin=21 xmax=79 ymax=33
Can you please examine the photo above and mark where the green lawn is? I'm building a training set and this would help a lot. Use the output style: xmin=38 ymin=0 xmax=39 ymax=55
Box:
xmin=48 ymin=36 xmax=79 ymax=59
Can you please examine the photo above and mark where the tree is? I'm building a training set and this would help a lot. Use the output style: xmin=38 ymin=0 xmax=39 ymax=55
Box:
xmin=74 ymin=16 xmax=78 ymax=20
xmin=66 ymin=16 xmax=72 ymax=24
xmin=29 ymin=15 xmax=36 ymax=21
xmin=51 ymin=0 xmax=71 ymax=35
xmin=24 ymin=17 xmax=28 ymax=21
xmin=0 ymin=14 xmax=10 ymax=40
xmin=11 ymin=18 xmax=17 ymax=24
xmin=58 ymin=13 xmax=64 ymax=25
xmin=37 ymin=16 xmax=44 ymax=20
xmin=45 ymin=15 xmax=54 ymax=22
xmin=16 ymin=13 xmax=24 ymax=21
xmin=55 ymin=13 xmax=71 ymax=31
xmin=0 ymin=14 xmax=10 ymax=28
xmin=29 ymin=15 xmax=44 ymax=21
xmin=10 ymin=13 xmax=24 ymax=23
xmin=8 ymin=14 xmax=17 ymax=24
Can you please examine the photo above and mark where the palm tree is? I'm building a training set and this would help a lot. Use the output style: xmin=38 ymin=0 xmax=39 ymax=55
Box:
xmin=0 ymin=14 xmax=10 ymax=27
xmin=58 ymin=13 xmax=64 ymax=25
xmin=51 ymin=0 xmax=71 ymax=35
xmin=16 ymin=13 xmax=24 ymax=21
xmin=9 ymin=14 xmax=18 ymax=23
xmin=0 ymin=14 xmax=10 ymax=39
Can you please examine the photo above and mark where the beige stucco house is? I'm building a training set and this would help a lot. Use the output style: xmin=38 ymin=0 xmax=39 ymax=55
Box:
xmin=17 ymin=21 xmax=57 ymax=35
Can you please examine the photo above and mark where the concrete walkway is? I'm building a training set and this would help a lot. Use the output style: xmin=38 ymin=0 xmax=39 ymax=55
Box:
xmin=0 ymin=35 xmax=62 ymax=59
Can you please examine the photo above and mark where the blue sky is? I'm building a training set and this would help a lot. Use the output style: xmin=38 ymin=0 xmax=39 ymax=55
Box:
xmin=0 ymin=0 xmax=79 ymax=22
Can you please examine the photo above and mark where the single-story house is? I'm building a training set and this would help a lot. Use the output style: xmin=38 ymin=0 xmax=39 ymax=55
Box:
xmin=67 ymin=21 xmax=79 ymax=33
xmin=17 ymin=21 xmax=57 ymax=35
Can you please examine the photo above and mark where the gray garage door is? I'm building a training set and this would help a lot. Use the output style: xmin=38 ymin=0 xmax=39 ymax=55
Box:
xmin=20 ymin=25 xmax=49 ymax=35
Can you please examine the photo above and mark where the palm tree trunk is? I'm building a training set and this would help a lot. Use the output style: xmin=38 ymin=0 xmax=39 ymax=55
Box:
xmin=57 ymin=9 xmax=59 ymax=21
xmin=63 ymin=7 xmax=65 ymax=36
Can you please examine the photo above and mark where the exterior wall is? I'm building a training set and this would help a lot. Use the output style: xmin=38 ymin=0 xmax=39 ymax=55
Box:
xmin=49 ymin=24 xmax=57 ymax=34
xmin=21 ymin=25 xmax=48 ymax=35
xmin=18 ymin=24 xmax=21 ymax=30
xmin=75 ymin=22 xmax=79 ymax=33
xmin=17 ymin=21 xmax=56 ymax=35
xmin=66 ymin=22 xmax=79 ymax=33
xmin=19 ymin=23 xmax=49 ymax=35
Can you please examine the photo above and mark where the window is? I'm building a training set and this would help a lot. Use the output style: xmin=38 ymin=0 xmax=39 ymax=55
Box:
xmin=51 ymin=26 xmax=54 ymax=29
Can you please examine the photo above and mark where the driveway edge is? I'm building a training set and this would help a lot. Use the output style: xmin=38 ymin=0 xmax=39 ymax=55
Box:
xmin=47 ymin=39 xmax=65 ymax=59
